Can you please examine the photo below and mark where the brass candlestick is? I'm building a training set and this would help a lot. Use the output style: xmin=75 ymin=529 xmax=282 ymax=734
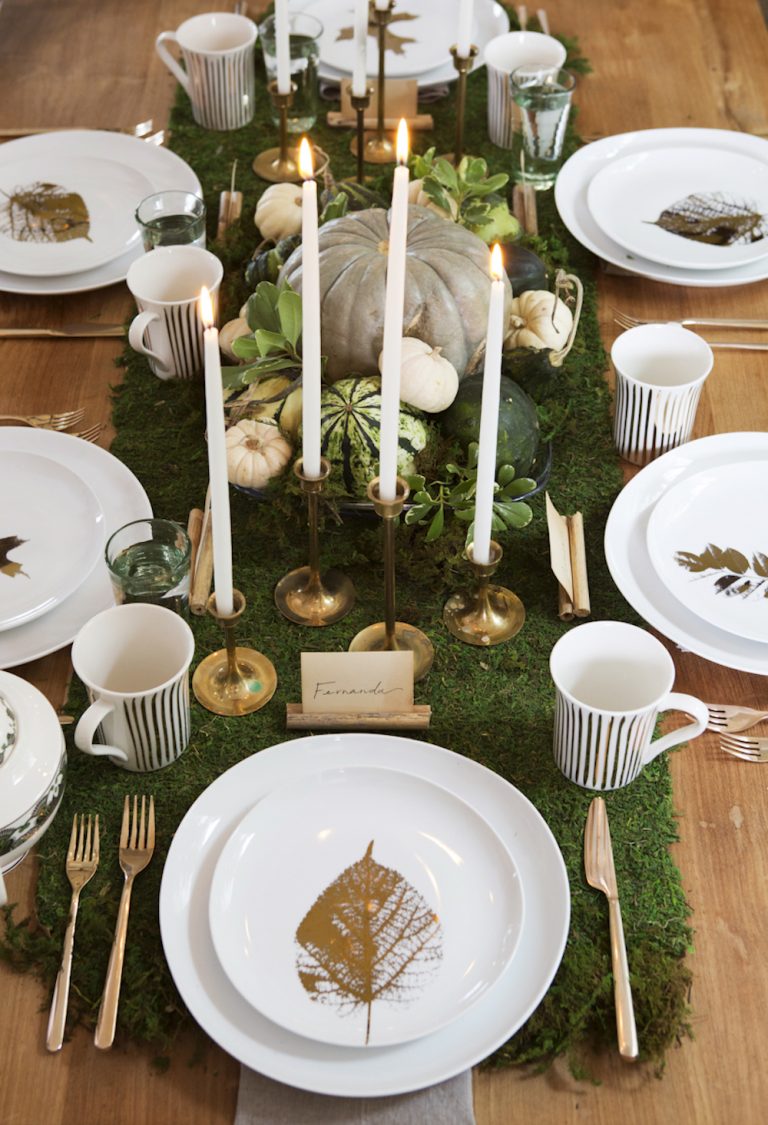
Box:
xmin=193 ymin=589 xmax=277 ymax=715
xmin=449 ymin=44 xmax=478 ymax=165
xmin=362 ymin=2 xmax=396 ymax=164
xmin=349 ymin=476 xmax=434 ymax=681
xmin=443 ymin=540 xmax=525 ymax=646
xmin=349 ymin=88 xmax=373 ymax=182
xmin=252 ymin=81 xmax=300 ymax=182
xmin=274 ymin=458 xmax=356 ymax=626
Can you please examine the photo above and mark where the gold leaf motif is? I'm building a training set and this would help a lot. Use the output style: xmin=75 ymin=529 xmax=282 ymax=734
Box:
xmin=649 ymin=192 xmax=768 ymax=246
xmin=336 ymin=10 xmax=418 ymax=56
xmin=0 ymin=182 xmax=91 ymax=244
xmin=295 ymin=839 xmax=442 ymax=1045
xmin=674 ymin=542 xmax=768 ymax=601
xmin=0 ymin=535 xmax=28 ymax=579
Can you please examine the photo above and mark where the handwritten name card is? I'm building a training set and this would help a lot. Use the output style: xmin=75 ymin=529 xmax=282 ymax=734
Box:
xmin=301 ymin=651 xmax=414 ymax=715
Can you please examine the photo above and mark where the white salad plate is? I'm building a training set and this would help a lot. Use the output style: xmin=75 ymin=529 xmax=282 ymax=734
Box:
xmin=556 ymin=128 xmax=768 ymax=287
xmin=0 ymin=429 xmax=151 ymax=669
xmin=296 ymin=0 xmax=508 ymax=88
xmin=646 ymin=461 xmax=768 ymax=644
xmin=586 ymin=147 xmax=768 ymax=271
xmin=0 ymin=155 xmax=152 ymax=276
xmin=605 ymin=433 xmax=768 ymax=674
xmin=0 ymin=452 xmax=104 ymax=632
xmin=0 ymin=131 xmax=201 ymax=296
xmin=160 ymin=733 xmax=570 ymax=1098
xmin=208 ymin=765 xmax=524 ymax=1050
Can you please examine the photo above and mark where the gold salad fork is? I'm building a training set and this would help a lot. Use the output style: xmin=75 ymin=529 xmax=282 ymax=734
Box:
xmin=0 ymin=408 xmax=85 ymax=430
xmin=94 ymin=795 xmax=155 ymax=1049
xmin=46 ymin=814 xmax=100 ymax=1052
xmin=706 ymin=703 xmax=768 ymax=734
xmin=71 ymin=422 xmax=105 ymax=444
xmin=719 ymin=733 xmax=768 ymax=763
xmin=613 ymin=309 xmax=768 ymax=331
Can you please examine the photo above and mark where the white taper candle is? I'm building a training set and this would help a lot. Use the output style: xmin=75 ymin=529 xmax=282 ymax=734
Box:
xmin=457 ymin=0 xmax=474 ymax=57
xmin=200 ymin=286 xmax=234 ymax=616
xmin=352 ymin=0 xmax=369 ymax=97
xmin=472 ymin=244 xmax=505 ymax=566
xmin=299 ymin=138 xmax=322 ymax=479
xmin=275 ymin=0 xmax=291 ymax=95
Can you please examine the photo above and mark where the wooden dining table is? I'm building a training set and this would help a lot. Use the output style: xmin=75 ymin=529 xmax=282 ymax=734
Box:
xmin=2 ymin=1 xmax=768 ymax=1121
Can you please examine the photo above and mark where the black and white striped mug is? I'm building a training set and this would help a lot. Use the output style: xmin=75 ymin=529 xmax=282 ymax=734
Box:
xmin=155 ymin=13 xmax=257 ymax=131
xmin=127 ymin=246 xmax=223 ymax=380
xmin=550 ymin=621 xmax=708 ymax=790
xmin=72 ymin=604 xmax=194 ymax=773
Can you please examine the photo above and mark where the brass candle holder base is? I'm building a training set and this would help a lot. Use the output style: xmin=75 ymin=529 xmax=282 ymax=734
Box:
xmin=440 ymin=45 xmax=479 ymax=165
xmin=275 ymin=458 xmax=356 ymax=626
xmin=193 ymin=589 xmax=277 ymax=715
xmin=443 ymin=541 xmax=525 ymax=646
xmin=348 ymin=476 xmax=434 ymax=682
xmin=253 ymin=81 xmax=299 ymax=182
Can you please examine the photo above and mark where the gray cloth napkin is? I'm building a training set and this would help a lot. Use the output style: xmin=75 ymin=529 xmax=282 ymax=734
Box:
xmin=235 ymin=1066 xmax=475 ymax=1125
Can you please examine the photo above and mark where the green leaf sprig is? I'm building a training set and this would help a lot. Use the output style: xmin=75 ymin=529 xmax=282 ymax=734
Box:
xmin=222 ymin=280 xmax=326 ymax=391
xmin=409 ymin=150 xmax=520 ymax=243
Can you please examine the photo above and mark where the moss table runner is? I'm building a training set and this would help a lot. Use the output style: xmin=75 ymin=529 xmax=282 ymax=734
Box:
xmin=1 ymin=36 xmax=691 ymax=1071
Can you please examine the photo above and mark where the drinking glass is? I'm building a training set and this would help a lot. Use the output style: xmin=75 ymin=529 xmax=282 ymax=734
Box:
xmin=136 ymin=191 xmax=207 ymax=251
xmin=105 ymin=518 xmax=191 ymax=613
xmin=259 ymin=12 xmax=322 ymax=133
xmin=511 ymin=66 xmax=576 ymax=189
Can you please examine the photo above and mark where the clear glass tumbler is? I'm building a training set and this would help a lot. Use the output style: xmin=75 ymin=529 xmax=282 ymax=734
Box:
xmin=106 ymin=518 xmax=191 ymax=614
xmin=511 ymin=66 xmax=576 ymax=189
xmin=135 ymin=191 xmax=207 ymax=251
xmin=259 ymin=12 xmax=323 ymax=133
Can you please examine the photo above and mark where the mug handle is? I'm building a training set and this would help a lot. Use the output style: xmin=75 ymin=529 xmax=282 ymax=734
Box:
xmin=128 ymin=311 xmax=172 ymax=376
xmin=155 ymin=31 xmax=189 ymax=93
xmin=644 ymin=692 xmax=709 ymax=763
xmin=74 ymin=699 xmax=129 ymax=763
xmin=0 ymin=870 xmax=6 ymax=907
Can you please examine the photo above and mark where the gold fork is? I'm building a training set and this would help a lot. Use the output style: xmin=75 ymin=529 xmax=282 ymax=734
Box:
xmin=46 ymin=814 xmax=100 ymax=1052
xmin=613 ymin=309 xmax=768 ymax=332
xmin=0 ymin=408 xmax=85 ymax=430
xmin=719 ymin=733 xmax=768 ymax=763
xmin=706 ymin=703 xmax=768 ymax=734
xmin=71 ymin=422 xmax=105 ymax=444
xmin=94 ymin=795 xmax=155 ymax=1049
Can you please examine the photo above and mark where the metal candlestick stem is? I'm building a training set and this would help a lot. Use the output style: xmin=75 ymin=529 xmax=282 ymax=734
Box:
xmin=443 ymin=540 xmax=525 ymax=646
xmin=349 ymin=476 xmax=434 ymax=681
xmin=192 ymin=589 xmax=277 ymax=715
xmin=274 ymin=458 xmax=356 ymax=626
xmin=363 ymin=3 xmax=396 ymax=164
xmin=350 ymin=88 xmax=373 ymax=182
xmin=449 ymin=44 xmax=478 ymax=165
xmin=252 ymin=81 xmax=300 ymax=182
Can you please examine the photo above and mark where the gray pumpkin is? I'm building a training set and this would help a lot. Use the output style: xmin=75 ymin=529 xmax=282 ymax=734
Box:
xmin=278 ymin=205 xmax=513 ymax=383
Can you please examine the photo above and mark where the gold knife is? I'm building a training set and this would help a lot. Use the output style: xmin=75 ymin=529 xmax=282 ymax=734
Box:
xmin=0 ymin=324 xmax=124 ymax=338
xmin=584 ymin=796 xmax=639 ymax=1061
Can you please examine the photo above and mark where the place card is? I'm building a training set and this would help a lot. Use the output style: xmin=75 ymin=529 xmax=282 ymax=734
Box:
xmin=286 ymin=651 xmax=431 ymax=729
xmin=330 ymin=78 xmax=433 ymax=131
xmin=546 ymin=492 xmax=591 ymax=621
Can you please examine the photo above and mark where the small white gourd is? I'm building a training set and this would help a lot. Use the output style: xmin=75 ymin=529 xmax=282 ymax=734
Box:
xmin=407 ymin=177 xmax=459 ymax=221
xmin=378 ymin=337 xmax=459 ymax=413
xmin=218 ymin=316 xmax=251 ymax=361
xmin=506 ymin=290 xmax=573 ymax=352
xmin=254 ymin=183 xmax=303 ymax=242
xmin=225 ymin=420 xmax=293 ymax=488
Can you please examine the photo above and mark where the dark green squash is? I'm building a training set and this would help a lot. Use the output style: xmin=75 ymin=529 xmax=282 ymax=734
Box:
xmin=501 ymin=244 xmax=549 ymax=295
xmin=442 ymin=374 xmax=540 ymax=476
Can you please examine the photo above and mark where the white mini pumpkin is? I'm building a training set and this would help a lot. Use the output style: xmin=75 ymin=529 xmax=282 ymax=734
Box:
xmin=506 ymin=290 xmax=573 ymax=352
xmin=378 ymin=337 xmax=459 ymax=413
xmin=407 ymin=177 xmax=458 ymax=220
xmin=225 ymin=419 xmax=293 ymax=488
xmin=254 ymin=183 xmax=303 ymax=242
xmin=218 ymin=316 xmax=251 ymax=361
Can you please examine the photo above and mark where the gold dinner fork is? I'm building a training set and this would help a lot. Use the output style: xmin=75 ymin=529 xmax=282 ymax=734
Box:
xmin=94 ymin=795 xmax=155 ymax=1049
xmin=0 ymin=408 xmax=85 ymax=430
xmin=719 ymin=733 xmax=768 ymax=763
xmin=613 ymin=309 xmax=768 ymax=332
xmin=706 ymin=703 xmax=768 ymax=734
xmin=71 ymin=422 xmax=105 ymax=444
xmin=46 ymin=814 xmax=100 ymax=1052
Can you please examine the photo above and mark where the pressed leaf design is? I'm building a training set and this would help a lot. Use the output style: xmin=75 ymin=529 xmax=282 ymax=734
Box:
xmin=673 ymin=543 xmax=768 ymax=601
xmin=0 ymin=535 xmax=28 ymax=580
xmin=336 ymin=11 xmax=418 ymax=56
xmin=0 ymin=182 xmax=91 ymax=243
xmin=295 ymin=840 xmax=442 ymax=1045
xmin=648 ymin=192 xmax=768 ymax=246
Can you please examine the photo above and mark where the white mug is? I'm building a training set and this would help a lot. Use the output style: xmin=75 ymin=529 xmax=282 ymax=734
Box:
xmin=484 ymin=31 xmax=567 ymax=148
xmin=612 ymin=323 xmax=713 ymax=466
xmin=127 ymin=245 xmax=223 ymax=380
xmin=72 ymin=603 xmax=195 ymax=773
xmin=550 ymin=621 xmax=708 ymax=790
xmin=156 ymin=12 xmax=258 ymax=131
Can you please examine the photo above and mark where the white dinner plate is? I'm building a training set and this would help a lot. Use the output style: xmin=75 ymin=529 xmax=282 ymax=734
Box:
xmin=556 ymin=128 xmax=768 ymax=287
xmin=646 ymin=461 xmax=768 ymax=644
xmin=0 ymin=155 xmax=152 ymax=276
xmin=295 ymin=0 xmax=509 ymax=88
xmin=586 ymin=147 xmax=768 ymax=271
xmin=0 ymin=452 xmax=104 ymax=632
xmin=0 ymin=429 xmax=151 ymax=669
xmin=605 ymin=433 xmax=768 ymax=674
xmin=209 ymin=765 xmax=523 ymax=1049
xmin=0 ymin=132 xmax=201 ymax=296
xmin=160 ymin=733 xmax=570 ymax=1098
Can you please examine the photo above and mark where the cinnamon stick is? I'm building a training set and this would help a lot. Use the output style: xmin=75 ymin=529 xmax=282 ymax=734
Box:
xmin=186 ymin=508 xmax=204 ymax=579
xmin=567 ymin=512 xmax=591 ymax=618
xmin=189 ymin=490 xmax=213 ymax=615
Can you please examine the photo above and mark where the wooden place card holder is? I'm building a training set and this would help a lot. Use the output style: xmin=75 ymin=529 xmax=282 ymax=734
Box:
xmin=285 ymin=651 xmax=431 ymax=730
xmin=327 ymin=78 xmax=434 ymax=132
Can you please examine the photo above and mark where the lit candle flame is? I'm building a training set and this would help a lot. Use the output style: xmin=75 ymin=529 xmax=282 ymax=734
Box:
xmin=490 ymin=243 xmax=504 ymax=281
xmin=199 ymin=286 xmax=214 ymax=330
xmin=396 ymin=118 xmax=409 ymax=165
xmin=298 ymin=137 xmax=314 ymax=181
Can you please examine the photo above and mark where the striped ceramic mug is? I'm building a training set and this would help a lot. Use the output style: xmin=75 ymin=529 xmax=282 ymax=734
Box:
xmin=72 ymin=604 xmax=195 ymax=773
xmin=484 ymin=31 xmax=566 ymax=148
xmin=550 ymin=621 xmax=708 ymax=790
xmin=156 ymin=13 xmax=257 ymax=131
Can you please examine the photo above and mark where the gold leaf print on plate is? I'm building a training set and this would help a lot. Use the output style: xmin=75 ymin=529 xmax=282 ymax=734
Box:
xmin=0 ymin=535 xmax=28 ymax=579
xmin=674 ymin=543 xmax=768 ymax=600
xmin=336 ymin=11 xmax=418 ymax=56
xmin=649 ymin=192 xmax=768 ymax=246
xmin=295 ymin=839 xmax=442 ymax=1045
xmin=0 ymin=182 xmax=91 ymax=243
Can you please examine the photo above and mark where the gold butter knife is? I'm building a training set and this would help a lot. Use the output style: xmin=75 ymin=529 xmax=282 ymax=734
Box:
xmin=0 ymin=324 xmax=124 ymax=338
xmin=584 ymin=796 xmax=639 ymax=1061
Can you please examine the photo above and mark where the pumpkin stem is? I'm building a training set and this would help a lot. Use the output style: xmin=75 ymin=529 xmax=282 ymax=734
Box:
xmin=377 ymin=239 xmax=389 ymax=255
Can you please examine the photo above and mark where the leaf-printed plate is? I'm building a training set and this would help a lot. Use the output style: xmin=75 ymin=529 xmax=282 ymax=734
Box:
xmin=208 ymin=765 xmax=524 ymax=1048
xmin=586 ymin=147 xmax=768 ymax=271
xmin=0 ymin=155 xmax=153 ymax=276
xmin=646 ymin=460 xmax=768 ymax=644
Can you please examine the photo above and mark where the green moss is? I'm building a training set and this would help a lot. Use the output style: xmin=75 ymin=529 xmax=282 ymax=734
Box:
xmin=0 ymin=15 xmax=692 ymax=1071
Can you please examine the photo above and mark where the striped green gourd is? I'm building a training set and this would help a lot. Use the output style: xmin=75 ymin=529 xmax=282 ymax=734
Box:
xmin=319 ymin=376 xmax=432 ymax=496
